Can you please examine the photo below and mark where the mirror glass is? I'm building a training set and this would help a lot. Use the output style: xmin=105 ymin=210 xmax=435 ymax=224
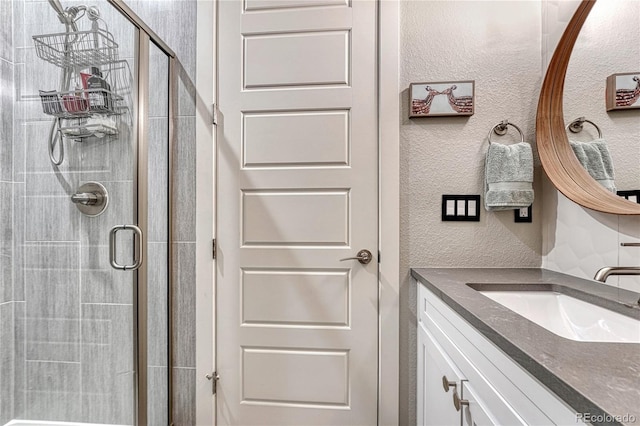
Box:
xmin=563 ymin=0 xmax=640 ymax=194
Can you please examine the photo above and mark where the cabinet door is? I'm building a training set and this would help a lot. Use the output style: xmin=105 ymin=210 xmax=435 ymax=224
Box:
xmin=418 ymin=321 xmax=464 ymax=426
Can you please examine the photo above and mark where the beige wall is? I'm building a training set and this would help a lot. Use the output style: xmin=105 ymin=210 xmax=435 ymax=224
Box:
xmin=399 ymin=2 xmax=543 ymax=423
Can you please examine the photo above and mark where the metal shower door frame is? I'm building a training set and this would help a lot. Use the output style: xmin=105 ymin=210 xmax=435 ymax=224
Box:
xmin=105 ymin=1 xmax=177 ymax=425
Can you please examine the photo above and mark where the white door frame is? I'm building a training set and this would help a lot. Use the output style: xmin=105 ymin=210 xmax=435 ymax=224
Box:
xmin=378 ymin=0 xmax=400 ymax=424
xmin=195 ymin=0 xmax=401 ymax=423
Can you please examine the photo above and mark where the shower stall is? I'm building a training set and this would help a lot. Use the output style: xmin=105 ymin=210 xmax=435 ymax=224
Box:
xmin=0 ymin=0 xmax=194 ymax=424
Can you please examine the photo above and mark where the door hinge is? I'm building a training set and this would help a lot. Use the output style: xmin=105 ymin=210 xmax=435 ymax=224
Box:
xmin=212 ymin=103 xmax=219 ymax=126
xmin=378 ymin=250 xmax=381 ymax=264
xmin=206 ymin=372 xmax=219 ymax=395
xmin=212 ymin=238 xmax=216 ymax=259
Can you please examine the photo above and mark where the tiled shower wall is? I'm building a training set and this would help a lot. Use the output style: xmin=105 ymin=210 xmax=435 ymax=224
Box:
xmin=4 ymin=0 xmax=198 ymax=424
xmin=1 ymin=0 xmax=15 ymax=423
xmin=14 ymin=1 xmax=137 ymax=422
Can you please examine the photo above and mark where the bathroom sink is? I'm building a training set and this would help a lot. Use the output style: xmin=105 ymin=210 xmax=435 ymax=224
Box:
xmin=476 ymin=288 xmax=640 ymax=343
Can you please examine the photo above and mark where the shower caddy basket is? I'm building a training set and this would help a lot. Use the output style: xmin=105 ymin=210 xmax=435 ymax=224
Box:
xmin=33 ymin=28 xmax=129 ymax=139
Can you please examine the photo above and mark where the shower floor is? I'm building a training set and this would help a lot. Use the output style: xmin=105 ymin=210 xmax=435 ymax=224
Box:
xmin=4 ymin=421 xmax=128 ymax=426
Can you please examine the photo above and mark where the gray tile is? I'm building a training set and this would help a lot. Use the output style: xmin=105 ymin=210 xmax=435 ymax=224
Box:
xmin=13 ymin=184 xmax=24 ymax=301
xmin=81 ymin=303 xmax=135 ymax=424
xmin=172 ymin=367 xmax=195 ymax=426
xmin=176 ymin=61 xmax=196 ymax=117
xmin=0 ymin=181 xmax=12 ymax=303
xmin=12 ymin=0 xmax=24 ymax=54
xmin=25 ymin=359 xmax=82 ymax=422
xmin=25 ymin=269 xmax=80 ymax=319
xmin=25 ymin=317 xmax=80 ymax=362
xmin=13 ymin=119 xmax=25 ymax=182
xmin=22 ymin=242 xmax=79 ymax=269
xmin=25 ymin=361 xmax=82 ymax=422
xmin=148 ymin=365 xmax=169 ymax=426
xmin=0 ymin=0 xmax=12 ymax=63
xmin=25 ymin=170 xmax=80 ymax=197
xmin=148 ymin=48 xmax=170 ymax=119
xmin=106 ymin=121 xmax=135 ymax=182
xmin=148 ymin=242 xmax=168 ymax=367
xmin=148 ymin=117 xmax=169 ymax=243
xmin=22 ymin=121 xmax=83 ymax=175
xmin=81 ymin=372 xmax=135 ymax=425
xmin=26 ymin=360 xmax=81 ymax=392
xmin=81 ymin=303 xmax=134 ymax=383
xmin=0 ymin=255 xmax=11 ymax=303
xmin=1 ymin=59 xmax=14 ymax=181
xmin=75 ymin=134 xmax=113 ymax=176
xmin=13 ymin=302 xmax=25 ymax=418
xmin=80 ymin=259 xmax=134 ymax=305
xmin=0 ymin=302 xmax=14 ymax=424
xmin=24 ymin=194 xmax=80 ymax=242
xmin=173 ymin=116 xmax=196 ymax=242
xmin=172 ymin=242 xmax=195 ymax=368
xmin=0 ymin=182 xmax=12 ymax=258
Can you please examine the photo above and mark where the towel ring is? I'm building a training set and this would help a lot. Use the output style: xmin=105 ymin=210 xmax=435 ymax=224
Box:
xmin=566 ymin=117 xmax=602 ymax=139
xmin=488 ymin=120 xmax=524 ymax=145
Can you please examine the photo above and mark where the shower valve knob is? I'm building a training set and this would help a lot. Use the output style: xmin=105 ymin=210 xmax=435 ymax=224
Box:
xmin=71 ymin=192 xmax=100 ymax=205
xmin=71 ymin=182 xmax=109 ymax=217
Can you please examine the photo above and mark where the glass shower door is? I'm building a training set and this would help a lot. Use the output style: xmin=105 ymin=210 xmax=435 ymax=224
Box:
xmin=12 ymin=1 xmax=173 ymax=424
xmin=18 ymin=2 xmax=139 ymax=423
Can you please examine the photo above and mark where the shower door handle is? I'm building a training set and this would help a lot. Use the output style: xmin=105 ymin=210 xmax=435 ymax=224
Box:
xmin=109 ymin=225 xmax=143 ymax=271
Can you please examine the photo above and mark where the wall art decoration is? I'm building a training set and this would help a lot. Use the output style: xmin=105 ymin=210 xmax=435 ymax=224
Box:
xmin=606 ymin=72 xmax=640 ymax=111
xmin=409 ymin=80 xmax=474 ymax=118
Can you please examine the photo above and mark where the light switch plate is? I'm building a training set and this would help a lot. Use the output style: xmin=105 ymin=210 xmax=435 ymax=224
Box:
xmin=441 ymin=195 xmax=481 ymax=222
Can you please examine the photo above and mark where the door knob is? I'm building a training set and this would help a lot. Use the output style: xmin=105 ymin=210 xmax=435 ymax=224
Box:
xmin=340 ymin=249 xmax=373 ymax=265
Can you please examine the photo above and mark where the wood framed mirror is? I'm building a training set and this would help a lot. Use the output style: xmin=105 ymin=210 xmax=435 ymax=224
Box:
xmin=536 ymin=0 xmax=640 ymax=215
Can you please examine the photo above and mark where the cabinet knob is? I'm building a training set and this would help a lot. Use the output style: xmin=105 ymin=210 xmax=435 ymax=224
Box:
xmin=442 ymin=375 xmax=456 ymax=392
xmin=453 ymin=390 xmax=469 ymax=412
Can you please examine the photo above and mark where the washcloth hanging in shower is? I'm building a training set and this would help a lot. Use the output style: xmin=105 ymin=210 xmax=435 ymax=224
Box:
xmin=569 ymin=138 xmax=616 ymax=193
xmin=484 ymin=142 xmax=534 ymax=211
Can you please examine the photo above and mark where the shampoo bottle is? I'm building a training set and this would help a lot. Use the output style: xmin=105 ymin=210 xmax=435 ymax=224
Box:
xmin=87 ymin=67 xmax=112 ymax=111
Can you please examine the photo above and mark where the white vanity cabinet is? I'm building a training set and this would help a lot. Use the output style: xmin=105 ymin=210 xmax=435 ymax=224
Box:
xmin=417 ymin=281 xmax=583 ymax=426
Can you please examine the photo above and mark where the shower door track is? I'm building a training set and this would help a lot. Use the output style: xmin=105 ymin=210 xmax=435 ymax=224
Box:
xmin=105 ymin=1 xmax=177 ymax=425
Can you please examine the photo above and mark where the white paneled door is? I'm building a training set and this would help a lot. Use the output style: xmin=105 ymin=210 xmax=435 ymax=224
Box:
xmin=216 ymin=0 xmax=379 ymax=424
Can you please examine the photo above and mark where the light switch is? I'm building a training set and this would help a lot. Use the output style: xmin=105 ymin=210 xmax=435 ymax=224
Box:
xmin=446 ymin=200 xmax=455 ymax=216
xmin=468 ymin=199 xmax=477 ymax=216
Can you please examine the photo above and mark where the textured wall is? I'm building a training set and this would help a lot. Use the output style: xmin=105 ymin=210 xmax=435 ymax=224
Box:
xmin=399 ymin=2 xmax=543 ymax=424
xmin=541 ymin=0 xmax=640 ymax=293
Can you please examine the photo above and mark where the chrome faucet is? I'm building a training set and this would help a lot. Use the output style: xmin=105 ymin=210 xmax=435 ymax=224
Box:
xmin=594 ymin=266 xmax=640 ymax=307
xmin=594 ymin=266 xmax=640 ymax=283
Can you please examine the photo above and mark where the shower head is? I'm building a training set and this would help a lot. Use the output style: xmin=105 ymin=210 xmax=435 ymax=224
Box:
xmin=48 ymin=0 xmax=69 ymax=24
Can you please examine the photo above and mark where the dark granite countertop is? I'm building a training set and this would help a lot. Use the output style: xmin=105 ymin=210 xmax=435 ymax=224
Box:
xmin=411 ymin=268 xmax=640 ymax=426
